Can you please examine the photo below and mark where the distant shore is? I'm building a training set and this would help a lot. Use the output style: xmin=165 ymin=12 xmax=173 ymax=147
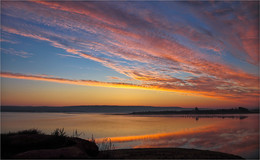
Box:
xmin=1 ymin=105 xmax=185 ymax=113
xmin=130 ymin=107 xmax=259 ymax=115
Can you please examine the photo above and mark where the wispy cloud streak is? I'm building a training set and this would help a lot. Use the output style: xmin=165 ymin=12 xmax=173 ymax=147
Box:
xmin=1 ymin=48 xmax=33 ymax=58
xmin=0 ymin=72 xmax=148 ymax=90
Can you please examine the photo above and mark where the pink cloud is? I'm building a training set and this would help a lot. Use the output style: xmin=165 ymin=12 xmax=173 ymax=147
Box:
xmin=185 ymin=1 xmax=259 ymax=65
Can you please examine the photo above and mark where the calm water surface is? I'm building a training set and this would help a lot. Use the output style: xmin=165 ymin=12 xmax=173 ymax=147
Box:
xmin=1 ymin=112 xmax=259 ymax=159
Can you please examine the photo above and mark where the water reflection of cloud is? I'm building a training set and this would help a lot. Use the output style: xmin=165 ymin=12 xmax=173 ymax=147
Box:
xmin=106 ymin=124 xmax=258 ymax=159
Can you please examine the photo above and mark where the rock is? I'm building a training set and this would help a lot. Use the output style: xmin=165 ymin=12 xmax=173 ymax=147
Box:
xmin=73 ymin=137 xmax=99 ymax=156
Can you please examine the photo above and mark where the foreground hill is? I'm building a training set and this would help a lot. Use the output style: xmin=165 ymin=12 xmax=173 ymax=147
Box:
xmin=1 ymin=129 xmax=99 ymax=159
xmin=1 ymin=129 xmax=243 ymax=159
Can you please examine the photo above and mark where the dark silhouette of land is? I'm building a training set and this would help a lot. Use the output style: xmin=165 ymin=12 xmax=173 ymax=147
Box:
xmin=1 ymin=129 xmax=244 ymax=159
xmin=1 ymin=129 xmax=98 ymax=159
xmin=153 ymin=115 xmax=249 ymax=120
xmin=130 ymin=107 xmax=258 ymax=115
xmin=1 ymin=105 xmax=185 ymax=113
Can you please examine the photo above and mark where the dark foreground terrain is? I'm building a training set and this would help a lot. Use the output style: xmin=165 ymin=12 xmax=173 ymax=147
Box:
xmin=1 ymin=129 xmax=243 ymax=159
xmin=1 ymin=129 xmax=99 ymax=159
xmin=99 ymin=148 xmax=243 ymax=159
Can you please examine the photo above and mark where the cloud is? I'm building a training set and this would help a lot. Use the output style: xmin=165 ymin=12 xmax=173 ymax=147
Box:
xmin=1 ymin=48 xmax=33 ymax=58
xmin=0 ymin=71 xmax=221 ymax=98
xmin=0 ymin=38 xmax=17 ymax=44
xmin=1 ymin=1 xmax=259 ymax=105
xmin=181 ymin=1 xmax=259 ymax=65
xmin=56 ymin=53 xmax=81 ymax=59
xmin=0 ymin=72 xmax=148 ymax=90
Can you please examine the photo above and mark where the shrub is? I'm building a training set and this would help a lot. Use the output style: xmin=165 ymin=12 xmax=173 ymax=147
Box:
xmin=72 ymin=129 xmax=84 ymax=138
xmin=98 ymin=138 xmax=115 ymax=151
xmin=91 ymin=134 xmax=95 ymax=143
xmin=17 ymin=129 xmax=42 ymax=135
xmin=51 ymin=128 xmax=66 ymax=137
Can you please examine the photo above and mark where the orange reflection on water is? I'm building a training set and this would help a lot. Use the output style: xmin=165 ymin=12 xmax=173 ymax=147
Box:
xmin=95 ymin=125 xmax=217 ymax=143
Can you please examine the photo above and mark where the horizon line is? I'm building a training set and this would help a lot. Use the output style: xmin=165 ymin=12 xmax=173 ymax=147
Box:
xmin=1 ymin=105 xmax=258 ymax=109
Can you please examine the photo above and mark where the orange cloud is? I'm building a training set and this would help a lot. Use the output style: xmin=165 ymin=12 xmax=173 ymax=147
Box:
xmin=0 ymin=72 xmax=148 ymax=90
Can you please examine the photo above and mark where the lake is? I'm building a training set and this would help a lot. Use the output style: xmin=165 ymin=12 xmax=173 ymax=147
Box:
xmin=1 ymin=112 xmax=259 ymax=159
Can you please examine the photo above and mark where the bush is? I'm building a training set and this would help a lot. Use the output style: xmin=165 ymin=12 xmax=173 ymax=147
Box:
xmin=98 ymin=138 xmax=115 ymax=151
xmin=51 ymin=128 xmax=66 ymax=137
xmin=2 ymin=129 xmax=43 ymax=136
xmin=72 ymin=129 xmax=84 ymax=138
xmin=17 ymin=129 xmax=42 ymax=135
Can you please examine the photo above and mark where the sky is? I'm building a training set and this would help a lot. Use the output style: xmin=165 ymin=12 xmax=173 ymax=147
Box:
xmin=0 ymin=1 xmax=259 ymax=108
